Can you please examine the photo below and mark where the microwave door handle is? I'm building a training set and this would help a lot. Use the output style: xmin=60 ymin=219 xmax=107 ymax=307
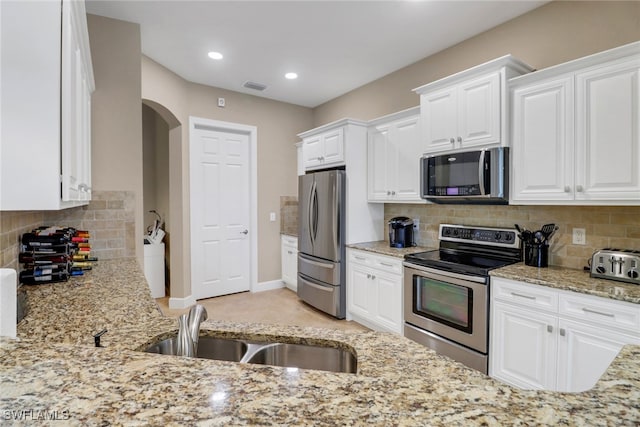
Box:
xmin=478 ymin=150 xmax=486 ymax=196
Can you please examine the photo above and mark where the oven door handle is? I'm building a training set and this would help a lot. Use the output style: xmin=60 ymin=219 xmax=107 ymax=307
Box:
xmin=403 ymin=262 xmax=487 ymax=284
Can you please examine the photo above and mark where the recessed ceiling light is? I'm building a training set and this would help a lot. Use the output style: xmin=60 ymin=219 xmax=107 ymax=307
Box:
xmin=208 ymin=51 xmax=223 ymax=60
xmin=285 ymin=72 xmax=298 ymax=80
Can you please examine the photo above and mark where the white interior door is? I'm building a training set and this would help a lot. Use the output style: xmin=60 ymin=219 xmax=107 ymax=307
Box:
xmin=190 ymin=120 xmax=252 ymax=300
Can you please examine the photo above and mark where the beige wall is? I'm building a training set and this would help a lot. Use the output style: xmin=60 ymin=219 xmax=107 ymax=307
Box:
xmin=141 ymin=56 xmax=313 ymax=299
xmin=313 ymin=1 xmax=640 ymax=125
xmin=87 ymin=14 xmax=144 ymax=264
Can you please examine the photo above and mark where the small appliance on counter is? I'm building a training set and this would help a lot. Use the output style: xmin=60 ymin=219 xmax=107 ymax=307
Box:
xmin=389 ymin=217 xmax=415 ymax=248
xmin=590 ymin=248 xmax=640 ymax=285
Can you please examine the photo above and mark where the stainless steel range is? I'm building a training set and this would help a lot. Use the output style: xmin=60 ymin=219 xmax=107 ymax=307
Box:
xmin=403 ymin=224 xmax=521 ymax=374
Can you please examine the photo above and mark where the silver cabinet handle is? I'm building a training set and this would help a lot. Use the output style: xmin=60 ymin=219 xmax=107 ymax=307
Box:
xmin=287 ymin=250 xmax=293 ymax=254
xmin=564 ymin=186 xmax=571 ymax=193
xmin=559 ymin=328 xmax=566 ymax=337
xmin=456 ymin=136 xmax=462 ymax=143
xmin=366 ymin=274 xmax=371 ymax=279
xmin=583 ymin=307 xmax=614 ymax=318
xmin=391 ymin=191 xmax=396 ymax=195
xmin=387 ymin=191 xmax=391 ymax=195
xmin=355 ymin=256 xmax=366 ymax=261
xmin=371 ymin=275 xmax=376 ymax=280
xmin=511 ymin=292 xmax=536 ymax=300
xmin=241 ymin=229 xmax=248 ymax=235
xmin=449 ymin=138 xmax=455 ymax=144
xmin=547 ymin=325 xmax=553 ymax=333
xmin=379 ymin=262 xmax=394 ymax=267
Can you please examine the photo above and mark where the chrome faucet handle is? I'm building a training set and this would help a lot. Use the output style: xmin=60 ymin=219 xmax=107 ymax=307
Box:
xmin=187 ymin=304 xmax=208 ymax=352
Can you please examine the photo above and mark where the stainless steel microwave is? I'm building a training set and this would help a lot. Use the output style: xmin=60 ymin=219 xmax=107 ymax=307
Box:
xmin=420 ymin=147 xmax=509 ymax=204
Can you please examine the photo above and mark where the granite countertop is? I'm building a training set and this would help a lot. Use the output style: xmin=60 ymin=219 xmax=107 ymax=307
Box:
xmin=1 ymin=259 xmax=639 ymax=425
xmin=348 ymin=240 xmax=435 ymax=258
xmin=491 ymin=263 xmax=640 ymax=304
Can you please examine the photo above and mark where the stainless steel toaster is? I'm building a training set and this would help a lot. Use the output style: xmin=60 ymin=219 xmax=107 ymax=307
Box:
xmin=590 ymin=248 xmax=640 ymax=285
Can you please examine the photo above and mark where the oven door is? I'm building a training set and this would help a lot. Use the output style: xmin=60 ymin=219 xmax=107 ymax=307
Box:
xmin=403 ymin=263 xmax=488 ymax=353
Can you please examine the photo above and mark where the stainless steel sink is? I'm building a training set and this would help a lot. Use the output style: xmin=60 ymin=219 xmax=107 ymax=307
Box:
xmin=243 ymin=342 xmax=357 ymax=374
xmin=145 ymin=337 xmax=247 ymax=362
xmin=144 ymin=335 xmax=357 ymax=374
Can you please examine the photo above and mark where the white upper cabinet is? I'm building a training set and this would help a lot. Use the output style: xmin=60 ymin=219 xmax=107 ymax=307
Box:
xmin=510 ymin=42 xmax=640 ymax=205
xmin=414 ymin=56 xmax=533 ymax=154
xmin=1 ymin=0 xmax=94 ymax=210
xmin=301 ymin=127 xmax=345 ymax=170
xmin=367 ymin=107 xmax=422 ymax=203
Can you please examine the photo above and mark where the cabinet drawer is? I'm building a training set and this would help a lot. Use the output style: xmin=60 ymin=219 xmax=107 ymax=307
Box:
xmin=492 ymin=278 xmax=558 ymax=312
xmin=281 ymin=235 xmax=298 ymax=248
xmin=348 ymin=249 xmax=402 ymax=275
xmin=558 ymin=292 xmax=640 ymax=335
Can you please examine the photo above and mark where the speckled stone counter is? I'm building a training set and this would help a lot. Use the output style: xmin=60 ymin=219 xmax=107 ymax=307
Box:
xmin=348 ymin=240 xmax=435 ymax=258
xmin=491 ymin=263 xmax=640 ymax=304
xmin=1 ymin=259 xmax=639 ymax=425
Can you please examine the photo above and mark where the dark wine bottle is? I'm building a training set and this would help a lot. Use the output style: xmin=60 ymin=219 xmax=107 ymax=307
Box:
xmin=19 ymin=271 xmax=69 ymax=284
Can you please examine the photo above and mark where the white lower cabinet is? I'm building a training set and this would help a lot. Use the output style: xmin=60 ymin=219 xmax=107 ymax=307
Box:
xmin=347 ymin=249 xmax=403 ymax=334
xmin=490 ymin=277 xmax=640 ymax=392
xmin=281 ymin=235 xmax=298 ymax=292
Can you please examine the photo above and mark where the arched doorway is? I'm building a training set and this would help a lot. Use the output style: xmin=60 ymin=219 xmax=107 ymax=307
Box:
xmin=142 ymin=99 xmax=180 ymax=298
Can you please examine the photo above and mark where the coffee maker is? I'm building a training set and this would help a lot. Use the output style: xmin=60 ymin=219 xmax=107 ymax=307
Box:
xmin=388 ymin=217 xmax=415 ymax=248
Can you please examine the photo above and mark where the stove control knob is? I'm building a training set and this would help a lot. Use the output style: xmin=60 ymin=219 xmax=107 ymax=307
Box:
xmin=596 ymin=266 xmax=606 ymax=274
xmin=628 ymin=269 xmax=639 ymax=279
xmin=494 ymin=232 xmax=502 ymax=241
xmin=505 ymin=233 xmax=513 ymax=241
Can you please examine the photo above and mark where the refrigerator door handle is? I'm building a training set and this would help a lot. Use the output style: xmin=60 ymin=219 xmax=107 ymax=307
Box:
xmin=308 ymin=180 xmax=316 ymax=247
xmin=312 ymin=182 xmax=319 ymax=243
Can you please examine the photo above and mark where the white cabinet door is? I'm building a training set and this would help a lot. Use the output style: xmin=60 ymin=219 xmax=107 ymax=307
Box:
xmin=321 ymin=128 xmax=344 ymax=166
xmin=367 ymin=125 xmax=392 ymax=201
xmin=556 ymin=318 xmax=637 ymax=392
xmin=393 ymin=115 xmax=422 ymax=201
xmin=281 ymin=236 xmax=298 ymax=291
xmin=490 ymin=301 xmax=558 ymax=390
xmin=302 ymin=135 xmax=323 ymax=169
xmin=367 ymin=111 xmax=421 ymax=203
xmin=458 ymin=72 xmax=501 ymax=148
xmin=348 ymin=262 xmax=374 ymax=319
xmin=575 ymin=58 xmax=640 ymax=201
xmin=421 ymin=87 xmax=457 ymax=153
xmin=374 ymin=271 xmax=403 ymax=334
xmin=511 ymin=76 xmax=575 ymax=202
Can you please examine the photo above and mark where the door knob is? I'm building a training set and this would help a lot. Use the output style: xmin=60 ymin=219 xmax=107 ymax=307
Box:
xmin=241 ymin=229 xmax=248 ymax=235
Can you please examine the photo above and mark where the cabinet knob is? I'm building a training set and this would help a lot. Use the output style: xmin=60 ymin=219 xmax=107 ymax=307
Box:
xmin=559 ymin=328 xmax=566 ymax=337
xmin=387 ymin=191 xmax=391 ymax=195
xmin=547 ymin=325 xmax=553 ymax=333
xmin=576 ymin=185 xmax=584 ymax=192
xmin=449 ymin=138 xmax=455 ymax=144
xmin=367 ymin=274 xmax=371 ymax=279
xmin=391 ymin=191 xmax=396 ymax=195
xmin=371 ymin=275 xmax=376 ymax=280
xmin=564 ymin=186 xmax=571 ymax=193
xmin=456 ymin=136 xmax=462 ymax=143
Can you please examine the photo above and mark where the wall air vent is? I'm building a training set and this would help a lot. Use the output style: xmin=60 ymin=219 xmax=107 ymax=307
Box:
xmin=243 ymin=81 xmax=267 ymax=91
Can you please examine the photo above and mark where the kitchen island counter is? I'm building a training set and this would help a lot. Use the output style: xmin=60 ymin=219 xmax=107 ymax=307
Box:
xmin=1 ymin=259 xmax=638 ymax=425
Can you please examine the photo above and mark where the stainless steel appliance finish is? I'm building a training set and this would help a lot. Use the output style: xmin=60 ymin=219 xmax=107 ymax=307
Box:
xmin=591 ymin=248 xmax=640 ymax=285
xmin=403 ymin=224 xmax=521 ymax=374
xmin=297 ymin=169 xmax=346 ymax=318
xmin=420 ymin=147 xmax=509 ymax=204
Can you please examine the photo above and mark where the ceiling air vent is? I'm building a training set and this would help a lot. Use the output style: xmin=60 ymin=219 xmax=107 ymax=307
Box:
xmin=243 ymin=81 xmax=267 ymax=91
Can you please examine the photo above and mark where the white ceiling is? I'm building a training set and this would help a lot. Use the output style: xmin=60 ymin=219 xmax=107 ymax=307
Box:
xmin=86 ymin=0 xmax=547 ymax=108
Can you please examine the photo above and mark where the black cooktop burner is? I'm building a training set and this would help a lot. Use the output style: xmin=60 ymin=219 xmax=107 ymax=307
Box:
xmin=405 ymin=248 xmax=520 ymax=277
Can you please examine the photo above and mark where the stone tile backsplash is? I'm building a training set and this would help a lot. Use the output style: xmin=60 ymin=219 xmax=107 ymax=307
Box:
xmin=280 ymin=196 xmax=298 ymax=236
xmin=386 ymin=204 xmax=640 ymax=271
xmin=1 ymin=191 xmax=136 ymax=270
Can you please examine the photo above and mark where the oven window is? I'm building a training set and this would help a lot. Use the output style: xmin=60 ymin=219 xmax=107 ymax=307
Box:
xmin=413 ymin=275 xmax=473 ymax=333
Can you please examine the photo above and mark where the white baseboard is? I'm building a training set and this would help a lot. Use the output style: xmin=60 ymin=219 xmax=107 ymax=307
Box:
xmin=253 ymin=279 xmax=285 ymax=293
xmin=168 ymin=295 xmax=197 ymax=309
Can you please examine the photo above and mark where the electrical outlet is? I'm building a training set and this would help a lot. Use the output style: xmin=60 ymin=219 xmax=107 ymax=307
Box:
xmin=217 ymin=97 xmax=225 ymax=108
xmin=572 ymin=228 xmax=586 ymax=245
xmin=269 ymin=212 xmax=276 ymax=222
xmin=412 ymin=218 xmax=420 ymax=231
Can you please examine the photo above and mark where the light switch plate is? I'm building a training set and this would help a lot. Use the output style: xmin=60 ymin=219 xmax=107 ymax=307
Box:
xmin=269 ymin=212 xmax=276 ymax=222
xmin=572 ymin=228 xmax=586 ymax=245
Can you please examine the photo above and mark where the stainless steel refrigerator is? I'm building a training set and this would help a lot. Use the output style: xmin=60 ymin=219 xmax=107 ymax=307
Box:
xmin=297 ymin=169 xmax=346 ymax=319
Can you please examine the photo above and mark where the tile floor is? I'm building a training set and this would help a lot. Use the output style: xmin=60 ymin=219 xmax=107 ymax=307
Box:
xmin=156 ymin=287 xmax=368 ymax=332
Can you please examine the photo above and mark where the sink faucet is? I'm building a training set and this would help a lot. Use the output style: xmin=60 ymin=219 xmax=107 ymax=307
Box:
xmin=176 ymin=304 xmax=208 ymax=357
